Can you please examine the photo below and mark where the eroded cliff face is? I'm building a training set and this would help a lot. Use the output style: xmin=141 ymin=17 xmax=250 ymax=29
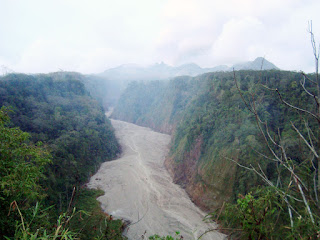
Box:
xmin=165 ymin=136 xmax=237 ymax=211
xmin=112 ymin=71 xmax=309 ymax=214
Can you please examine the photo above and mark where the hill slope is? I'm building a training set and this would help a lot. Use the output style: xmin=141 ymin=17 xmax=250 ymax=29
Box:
xmin=113 ymin=70 xmax=314 ymax=210
xmin=0 ymin=72 xmax=121 ymax=237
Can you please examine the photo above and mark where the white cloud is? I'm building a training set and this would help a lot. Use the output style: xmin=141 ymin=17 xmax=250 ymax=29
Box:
xmin=154 ymin=0 xmax=320 ymax=71
xmin=13 ymin=38 xmax=129 ymax=74
xmin=210 ymin=17 xmax=265 ymax=64
xmin=0 ymin=0 xmax=320 ymax=73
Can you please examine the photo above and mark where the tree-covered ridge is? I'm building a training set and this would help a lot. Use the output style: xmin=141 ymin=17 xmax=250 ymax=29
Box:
xmin=0 ymin=107 xmax=52 ymax=237
xmin=46 ymin=71 xmax=125 ymax=109
xmin=0 ymin=73 xmax=121 ymax=238
xmin=112 ymin=76 xmax=204 ymax=133
xmin=169 ymin=70 xmax=317 ymax=208
xmin=113 ymin=69 xmax=320 ymax=237
xmin=113 ymin=70 xmax=317 ymax=207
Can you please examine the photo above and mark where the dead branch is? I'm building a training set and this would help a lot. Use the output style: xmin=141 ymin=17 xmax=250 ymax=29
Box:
xmin=291 ymin=121 xmax=319 ymax=158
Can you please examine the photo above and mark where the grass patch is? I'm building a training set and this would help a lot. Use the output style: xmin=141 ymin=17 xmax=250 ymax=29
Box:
xmin=70 ymin=188 xmax=126 ymax=240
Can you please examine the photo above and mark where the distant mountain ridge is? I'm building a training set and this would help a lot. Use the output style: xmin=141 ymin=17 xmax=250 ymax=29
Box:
xmin=93 ymin=57 xmax=278 ymax=108
xmin=99 ymin=57 xmax=279 ymax=81
xmin=232 ymin=57 xmax=279 ymax=71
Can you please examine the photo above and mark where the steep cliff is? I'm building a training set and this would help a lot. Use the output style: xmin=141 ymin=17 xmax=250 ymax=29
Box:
xmin=113 ymin=70 xmax=314 ymax=210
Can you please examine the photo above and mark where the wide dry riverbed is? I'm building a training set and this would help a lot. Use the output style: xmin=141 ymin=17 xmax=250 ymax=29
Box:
xmin=88 ymin=119 xmax=225 ymax=240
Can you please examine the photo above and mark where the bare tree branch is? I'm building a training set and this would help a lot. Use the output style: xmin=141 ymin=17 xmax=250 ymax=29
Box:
xmin=277 ymin=88 xmax=319 ymax=121
xmin=301 ymin=71 xmax=317 ymax=85
xmin=300 ymin=76 xmax=317 ymax=98
xmin=291 ymin=121 xmax=319 ymax=158
xmin=294 ymin=176 xmax=315 ymax=224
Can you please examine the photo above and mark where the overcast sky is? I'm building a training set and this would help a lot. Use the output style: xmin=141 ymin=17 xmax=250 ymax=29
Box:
xmin=0 ymin=0 xmax=320 ymax=74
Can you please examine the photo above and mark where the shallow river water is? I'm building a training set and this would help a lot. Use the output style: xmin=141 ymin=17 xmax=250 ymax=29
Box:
xmin=88 ymin=119 xmax=225 ymax=240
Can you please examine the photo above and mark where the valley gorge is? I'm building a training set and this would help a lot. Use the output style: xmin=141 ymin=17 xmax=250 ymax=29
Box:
xmin=2 ymin=68 xmax=319 ymax=239
xmin=111 ymin=70 xmax=315 ymax=211
xmin=88 ymin=119 xmax=225 ymax=239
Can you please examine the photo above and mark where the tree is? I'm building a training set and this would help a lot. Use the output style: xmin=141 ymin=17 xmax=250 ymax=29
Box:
xmin=216 ymin=22 xmax=320 ymax=238
xmin=0 ymin=106 xmax=51 ymax=238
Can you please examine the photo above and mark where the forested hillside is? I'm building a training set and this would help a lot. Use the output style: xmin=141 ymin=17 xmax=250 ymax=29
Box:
xmin=113 ymin=70 xmax=312 ymax=206
xmin=113 ymin=70 xmax=319 ymax=237
xmin=112 ymin=76 xmax=202 ymax=133
xmin=166 ymin=70 xmax=311 ymax=209
xmin=111 ymin=58 xmax=278 ymax=121
xmin=42 ymin=71 xmax=124 ymax=110
xmin=81 ymin=74 xmax=125 ymax=109
xmin=0 ymin=73 xmax=122 ymax=239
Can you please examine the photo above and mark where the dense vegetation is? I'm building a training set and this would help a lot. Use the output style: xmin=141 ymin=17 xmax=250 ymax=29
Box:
xmin=113 ymin=70 xmax=320 ymax=238
xmin=80 ymin=73 xmax=125 ymax=109
xmin=112 ymin=76 xmax=201 ymax=133
xmin=2 ymin=67 xmax=319 ymax=238
xmin=0 ymin=73 xmax=123 ymax=239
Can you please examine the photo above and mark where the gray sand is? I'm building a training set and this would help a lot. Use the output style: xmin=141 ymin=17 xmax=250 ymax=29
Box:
xmin=88 ymin=119 xmax=225 ymax=240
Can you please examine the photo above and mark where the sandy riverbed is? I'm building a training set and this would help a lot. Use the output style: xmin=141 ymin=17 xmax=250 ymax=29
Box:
xmin=87 ymin=119 xmax=225 ymax=240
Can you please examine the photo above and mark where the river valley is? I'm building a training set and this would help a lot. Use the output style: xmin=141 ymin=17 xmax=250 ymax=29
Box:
xmin=88 ymin=119 xmax=225 ymax=240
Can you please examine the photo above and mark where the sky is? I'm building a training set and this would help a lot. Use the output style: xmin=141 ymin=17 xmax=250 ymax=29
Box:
xmin=0 ymin=0 xmax=320 ymax=74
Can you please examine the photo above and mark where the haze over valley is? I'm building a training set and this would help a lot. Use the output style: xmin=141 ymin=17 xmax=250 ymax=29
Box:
xmin=1 ymin=1 xmax=320 ymax=239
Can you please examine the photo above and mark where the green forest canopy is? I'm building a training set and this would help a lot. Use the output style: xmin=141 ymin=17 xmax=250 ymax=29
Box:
xmin=0 ymin=73 xmax=122 ymax=239
xmin=113 ymin=70 xmax=320 ymax=238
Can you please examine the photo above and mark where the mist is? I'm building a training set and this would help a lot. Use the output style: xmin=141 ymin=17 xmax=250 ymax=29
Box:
xmin=1 ymin=0 xmax=320 ymax=74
